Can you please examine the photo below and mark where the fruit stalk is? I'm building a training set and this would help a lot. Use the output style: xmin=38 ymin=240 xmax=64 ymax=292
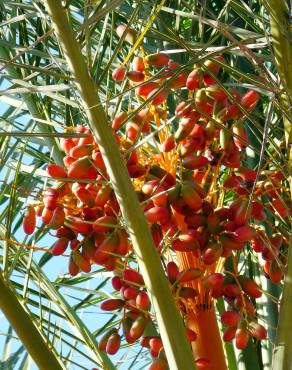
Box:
xmin=175 ymin=212 xmax=227 ymax=369
xmin=188 ymin=308 xmax=227 ymax=370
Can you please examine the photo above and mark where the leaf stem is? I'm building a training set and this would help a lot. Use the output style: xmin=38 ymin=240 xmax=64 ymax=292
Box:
xmin=42 ymin=1 xmax=196 ymax=369
xmin=265 ymin=1 xmax=292 ymax=369
xmin=0 ymin=271 xmax=65 ymax=370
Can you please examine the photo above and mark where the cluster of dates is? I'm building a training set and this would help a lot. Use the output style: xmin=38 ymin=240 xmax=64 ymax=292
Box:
xmin=98 ymin=268 xmax=202 ymax=369
xmin=22 ymin=24 xmax=289 ymax=370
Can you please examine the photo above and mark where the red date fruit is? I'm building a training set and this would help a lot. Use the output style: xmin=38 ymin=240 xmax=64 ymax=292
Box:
xmin=23 ymin=206 xmax=36 ymax=235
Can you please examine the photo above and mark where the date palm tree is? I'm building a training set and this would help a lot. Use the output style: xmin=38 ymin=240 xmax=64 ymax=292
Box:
xmin=0 ymin=1 xmax=291 ymax=370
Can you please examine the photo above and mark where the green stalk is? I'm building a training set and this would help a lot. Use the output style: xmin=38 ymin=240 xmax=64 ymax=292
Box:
xmin=0 ymin=270 xmax=65 ymax=370
xmin=265 ymin=1 xmax=292 ymax=370
xmin=42 ymin=1 xmax=196 ymax=369
xmin=265 ymin=0 xmax=292 ymax=145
